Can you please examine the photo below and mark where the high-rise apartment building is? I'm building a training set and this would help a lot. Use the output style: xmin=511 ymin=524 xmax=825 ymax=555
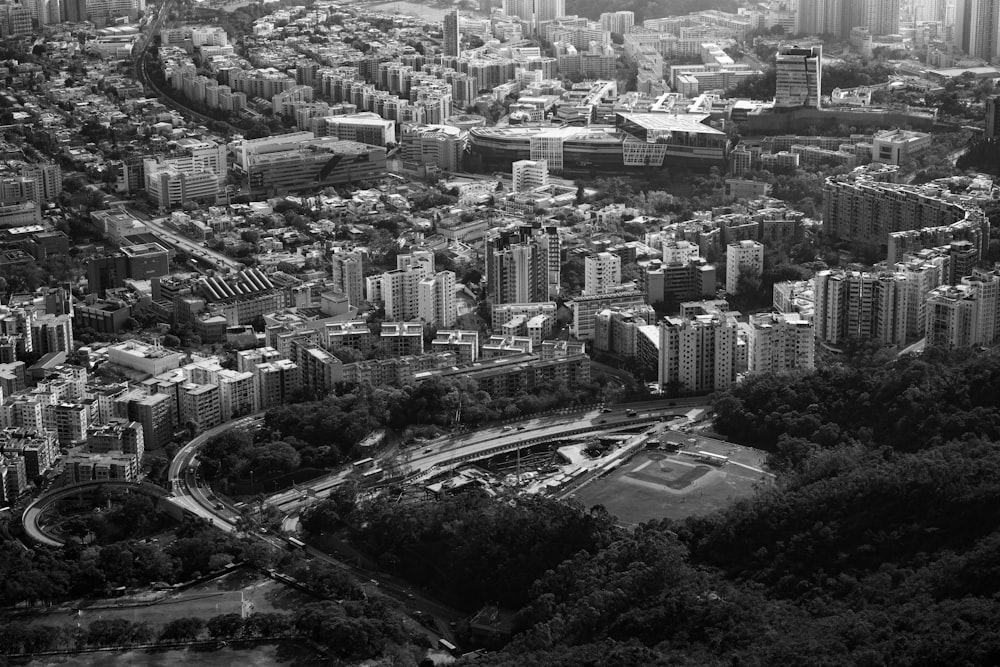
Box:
xmin=584 ymin=252 xmax=622 ymax=296
xmin=813 ymin=270 xmax=908 ymax=347
xmin=418 ymin=271 xmax=458 ymax=328
xmin=987 ymin=96 xmax=1000 ymax=138
xmin=20 ymin=163 xmax=62 ymax=204
xmin=63 ymin=0 xmax=86 ymax=21
xmin=658 ymin=303 xmax=739 ymax=394
xmin=599 ymin=10 xmax=634 ymax=34
xmin=486 ymin=224 xmax=561 ymax=304
xmin=444 ymin=9 xmax=461 ymax=57
xmin=331 ymin=251 xmax=364 ymax=307
xmin=864 ymin=0 xmax=900 ymax=35
xmin=725 ymin=240 xmax=765 ymax=295
xmin=956 ymin=0 xmax=1000 ymax=60
xmin=774 ymin=44 xmax=822 ymax=109
xmin=503 ymin=0 xmax=565 ymax=32
xmin=371 ymin=251 xmax=437 ymax=322
xmin=926 ymin=268 xmax=1000 ymax=347
xmin=795 ymin=0 xmax=843 ymax=37
xmin=747 ymin=312 xmax=815 ymax=374
xmin=30 ymin=314 xmax=73 ymax=356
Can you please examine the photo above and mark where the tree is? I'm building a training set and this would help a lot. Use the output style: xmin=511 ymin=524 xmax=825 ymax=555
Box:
xmin=206 ymin=614 xmax=244 ymax=639
xmin=159 ymin=617 xmax=203 ymax=641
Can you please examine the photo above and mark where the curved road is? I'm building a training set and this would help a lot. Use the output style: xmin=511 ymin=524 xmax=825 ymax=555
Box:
xmin=23 ymin=480 xmax=172 ymax=547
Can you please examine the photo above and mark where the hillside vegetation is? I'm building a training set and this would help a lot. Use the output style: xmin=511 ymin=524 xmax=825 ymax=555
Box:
xmin=429 ymin=348 xmax=1000 ymax=664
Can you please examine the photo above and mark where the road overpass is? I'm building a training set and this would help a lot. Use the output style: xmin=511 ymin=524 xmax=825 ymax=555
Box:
xmin=22 ymin=480 xmax=173 ymax=547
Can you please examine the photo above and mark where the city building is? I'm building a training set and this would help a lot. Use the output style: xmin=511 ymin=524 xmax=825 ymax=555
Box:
xmin=569 ymin=289 xmax=648 ymax=340
xmin=444 ymin=9 xmax=461 ymax=57
xmin=87 ymin=418 xmax=144 ymax=466
xmin=726 ymin=240 xmax=765 ymax=295
xmin=599 ymin=10 xmax=635 ymax=34
xmin=774 ymin=44 xmax=822 ymax=110
xmin=330 ymin=251 xmax=364 ymax=307
xmin=486 ymin=224 xmax=561 ymax=304
xmin=379 ymin=322 xmax=425 ymax=356
xmin=316 ymin=113 xmax=396 ymax=147
xmin=64 ymin=451 xmax=137 ymax=483
xmin=925 ymin=268 xmax=1000 ymax=347
xmin=584 ymin=252 xmax=622 ymax=296
xmin=512 ymin=159 xmax=549 ymax=192
xmin=431 ymin=330 xmax=480 ymax=364
xmin=658 ymin=302 xmax=739 ymax=394
xmin=747 ymin=312 xmax=815 ymax=374
xmin=418 ymin=271 xmax=458 ymax=328
xmin=400 ymin=124 xmax=467 ymax=172
xmin=987 ymin=96 xmax=1000 ymax=139
xmin=30 ymin=314 xmax=73 ymax=356
xmin=813 ymin=269 xmax=908 ymax=347
xmin=232 ymin=133 xmax=387 ymax=195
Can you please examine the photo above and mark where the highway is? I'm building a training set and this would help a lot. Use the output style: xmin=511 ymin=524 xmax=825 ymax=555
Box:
xmin=129 ymin=206 xmax=245 ymax=272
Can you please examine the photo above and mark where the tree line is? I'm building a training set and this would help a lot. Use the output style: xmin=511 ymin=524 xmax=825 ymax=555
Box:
xmin=0 ymin=599 xmax=414 ymax=662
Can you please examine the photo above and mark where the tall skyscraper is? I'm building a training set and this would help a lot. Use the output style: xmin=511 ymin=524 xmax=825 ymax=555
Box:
xmin=956 ymin=0 xmax=1000 ymax=60
xmin=774 ymin=44 xmax=823 ymax=109
xmin=796 ymin=0 xmax=844 ymax=37
xmin=443 ymin=9 xmax=461 ymax=57
xmin=863 ymin=0 xmax=900 ymax=35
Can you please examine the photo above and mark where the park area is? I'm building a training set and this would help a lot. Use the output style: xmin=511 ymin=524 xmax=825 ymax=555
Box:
xmin=572 ymin=434 xmax=771 ymax=526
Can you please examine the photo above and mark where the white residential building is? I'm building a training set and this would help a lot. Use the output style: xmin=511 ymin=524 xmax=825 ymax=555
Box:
xmin=726 ymin=240 xmax=764 ymax=295
xmin=418 ymin=270 xmax=458 ymax=328
xmin=747 ymin=312 xmax=815 ymax=374
xmin=512 ymin=159 xmax=549 ymax=192
xmin=584 ymin=252 xmax=622 ymax=296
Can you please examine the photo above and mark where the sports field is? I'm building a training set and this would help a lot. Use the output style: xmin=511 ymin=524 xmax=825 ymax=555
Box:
xmin=572 ymin=440 xmax=770 ymax=526
xmin=25 ymin=570 xmax=312 ymax=630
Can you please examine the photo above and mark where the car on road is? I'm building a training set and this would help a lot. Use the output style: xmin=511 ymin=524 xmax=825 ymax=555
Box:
xmin=501 ymin=426 xmax=512 ymax=432
xmin=601 ymin=407 xmax=613 ymax=413
xmin=214 ymin=502 xmax=224 ymax=510
xmin=517 ymin=426 xmax=526 ymax=430
xmin=423 ymin=448 xmax=433 ymax=454
xmin=598 ymin=419 xmax=607 ymax=424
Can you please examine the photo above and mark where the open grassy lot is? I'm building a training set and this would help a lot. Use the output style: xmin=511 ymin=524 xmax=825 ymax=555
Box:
xmin=22 ymin=570 xmax=313 ymax=630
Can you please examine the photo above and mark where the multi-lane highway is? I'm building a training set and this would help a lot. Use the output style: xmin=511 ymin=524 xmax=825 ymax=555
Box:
xmin=131 ymin=207 xmax=245 ymax=272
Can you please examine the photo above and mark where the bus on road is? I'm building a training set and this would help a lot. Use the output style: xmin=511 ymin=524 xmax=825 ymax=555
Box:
xmin=287 ymin=537 xmax=306 ymax=550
